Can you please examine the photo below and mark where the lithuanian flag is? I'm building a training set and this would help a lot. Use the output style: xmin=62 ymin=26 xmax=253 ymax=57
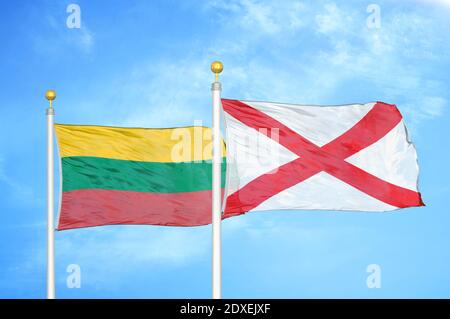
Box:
xmin=55 ymin=124 xmax=226 ymax=230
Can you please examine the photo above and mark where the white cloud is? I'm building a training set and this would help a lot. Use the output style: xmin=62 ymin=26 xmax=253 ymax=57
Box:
xmin=121 ymin=58 xmax=213 ymax=127
xmin=75 ymin=27 xmax=94 ymax=53
xmin=205 ymin=0 xmax=306 ymax=36
xmin=20 ymin=226 xmax=209 ymax=290
xmin=404 ymin=96 xmax=447 ymax=127
xmin=308 ymin=3 xmax=448 ymax=124
xmin=315 ymin=3 xmax=352 ymax=35
xmin=57 ymin=226 xmax=210 ymax=267
xmin=423 ymin=96 xmax=447 ymax=117
xmin=104 ymin=1 xmax=447 ymax=129
xmin=54 ymin=219 xmax=266 ymax=288
xmin=0 ymin=156 xmax=42 ymax=208
xmin=418 ymin=0 xmax=450 ymax=8
xmin=22 ymin=1 xmax=449 ymax=138
xmin=33 ymin=14 xmax=95 ymax=56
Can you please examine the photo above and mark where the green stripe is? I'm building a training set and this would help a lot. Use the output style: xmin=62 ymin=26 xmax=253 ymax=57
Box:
xmin=62 ymin=156 xmax=226 ymax=193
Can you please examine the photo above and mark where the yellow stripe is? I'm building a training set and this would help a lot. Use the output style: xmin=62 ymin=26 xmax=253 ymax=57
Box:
xmin=55 ymin=124 xmax=226 ymax=162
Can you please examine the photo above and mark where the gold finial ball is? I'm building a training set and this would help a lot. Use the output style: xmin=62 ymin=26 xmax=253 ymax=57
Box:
xmin=211 ymin=61 xmax=223 ymax=74
xmin=45 ymin=90 xmax=57 ymax=101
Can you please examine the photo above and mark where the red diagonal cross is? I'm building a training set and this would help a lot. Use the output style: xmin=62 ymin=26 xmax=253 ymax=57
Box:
xmin=222 ymin=99 xmax=424 ymax=217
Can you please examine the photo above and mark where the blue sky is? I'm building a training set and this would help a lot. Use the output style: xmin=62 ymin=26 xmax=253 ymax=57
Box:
xmin=1 ymin=0 xmax=450 ymax=298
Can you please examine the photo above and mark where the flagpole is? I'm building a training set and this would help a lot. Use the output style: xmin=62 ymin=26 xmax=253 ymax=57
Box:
xmin=45 ymin=90 xmax=56 ymax=299
xmin=211 ymin=61 xmax=223 ymax=299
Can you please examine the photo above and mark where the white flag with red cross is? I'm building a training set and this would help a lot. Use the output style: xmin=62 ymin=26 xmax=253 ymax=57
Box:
xmin=222 ymin=99 xmax=424 ymax=218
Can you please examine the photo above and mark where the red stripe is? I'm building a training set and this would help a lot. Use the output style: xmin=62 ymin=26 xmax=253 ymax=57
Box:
xmin=58 ymin=189 xmax=224 ymax=230
xmin=222 ymin=99 xmax=423 ymax=215
xmin=321 ymin=102 xmax=403 ymax=158
xmin=224 ymin=158 xmax=319 ymax=215
xmin=222 ymin=99 xmax=323 ymax=156
xmin=325 ymin=161 xmax=424 ymax=208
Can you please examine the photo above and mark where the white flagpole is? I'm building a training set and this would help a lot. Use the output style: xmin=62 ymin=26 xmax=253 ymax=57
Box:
xmin=45 ymin=90 xmax=56 ymax=299
xmin=211 ymin=61 xmax=223 ymax=299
